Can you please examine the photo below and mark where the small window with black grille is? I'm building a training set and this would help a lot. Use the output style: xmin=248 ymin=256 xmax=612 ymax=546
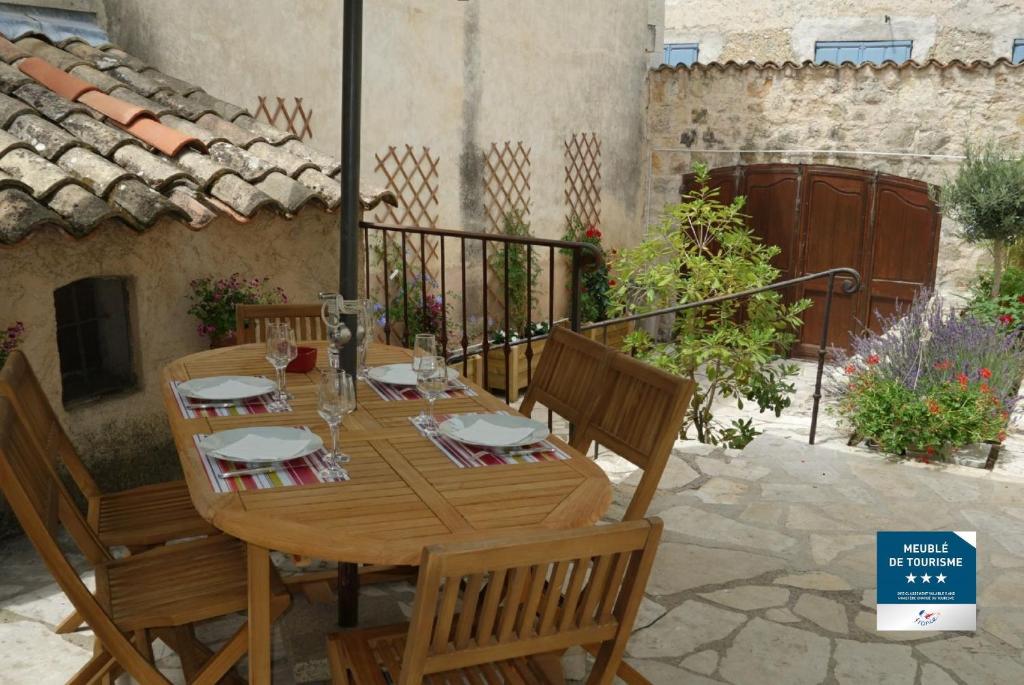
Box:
xmin=54 ymin=277 xmax=137 ymax=406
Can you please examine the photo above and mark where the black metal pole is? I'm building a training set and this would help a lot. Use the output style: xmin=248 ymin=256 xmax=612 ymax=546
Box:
xmin=339 ymin=0 xmax=362 ymax=382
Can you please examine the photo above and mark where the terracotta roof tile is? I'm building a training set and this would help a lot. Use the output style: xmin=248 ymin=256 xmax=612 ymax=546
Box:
xmin=140 ymin=68 xmax=202 ymax=96
xmin=70 ymin=64 xmax=126 ymax=92
xmin=13 ymin=81 xmax=89 ymax=120
xmin=0 ymin=187 xmax=64 ymax=243
xmin=14 ymin=37 xmax=86 ymax=71
xmin=207 ymin=141 xmax=280 ymax=181
xmin=56 ymin=147 xmax=133 ymax=196
xmin=107 ymin=66 xmax=166 ymax=97
xmin=207 ymin=173 xmax=277 ymax=216
xmin=0 ymin=60 xmax=28 ymax=92
xmin=184 ymin=90 xmax=246 ymax=121
xmin=0 ymin=92 xmax=32 ymax=126
xmin=0 ymin=30 xmax=343 ymax=243
xmin=17 ymin=56 xmax=94 ymax=100
xmin=46 ymin=183 xmax=122 ymax=236
xmin=0 ymin=146 xmax=80 ymax=198
xmin=59 ymin=112 xmax=137 ymax=156
xmin=111 ymin=144 xmax=190 ymax=188
xmin=8 ymin=113 xmax=81 ymax=159
xmin=106 ymin=178 xmax=190 ymax=228
xmin=246 ymin=141 xmax=315 ymax=176
xmin=255 ymin=171 xmax=323 ymax=214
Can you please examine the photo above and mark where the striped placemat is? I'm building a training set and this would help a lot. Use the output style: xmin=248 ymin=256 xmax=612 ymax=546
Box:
xmin=410 ymin=413 xmax=570 ymax=468
xmin=365 ymin=376 xmax=477 ymax=402
xmin=193 ymin=430 xmax=345 ymax=493
xmin=171 ymin=380 xmax=292 ymax=419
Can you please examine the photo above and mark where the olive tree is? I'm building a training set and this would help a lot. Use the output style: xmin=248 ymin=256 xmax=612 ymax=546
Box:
xmin=938 ymin=143 xmax=1024 ymax=297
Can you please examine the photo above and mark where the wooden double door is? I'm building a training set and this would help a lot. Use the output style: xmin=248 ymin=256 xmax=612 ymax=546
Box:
xmin=683 ymin=164 xmax=942 ymax=355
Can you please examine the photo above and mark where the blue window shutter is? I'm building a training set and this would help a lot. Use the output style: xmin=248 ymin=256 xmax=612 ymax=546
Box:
xmin=663 ymin=43 xmax=700 ymax=66
xmin=1013 ymin=40 xmax=1024 ymax=64
xmin=815 ymin=40 xmax=913 ymax=65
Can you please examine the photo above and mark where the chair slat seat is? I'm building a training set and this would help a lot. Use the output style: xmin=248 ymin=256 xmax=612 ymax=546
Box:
xmin=328 ymin=625 xmax=560 ymax=685
xmin=94 ymin=480 xmax=217 ymax=548
xmin=97 ymin=536 xmax=288 ymax=632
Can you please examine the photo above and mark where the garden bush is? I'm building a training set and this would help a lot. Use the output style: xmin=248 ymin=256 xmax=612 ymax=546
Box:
xmin=830 ymin=292 xmax=1024 ymax=457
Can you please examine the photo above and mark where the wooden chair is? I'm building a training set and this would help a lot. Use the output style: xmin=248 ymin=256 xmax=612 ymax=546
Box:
xmin=235 ymin=303 xmax=328 ymax=343
xmin=0 ymin=395 xmax=291 ymax=684
xmin=576 ymin=352 xmax=694 ymax=521
xmin=326 ymin=518 xmax=663 ymax=685
xmin=517 ymin=326 xmax=613 ymax=451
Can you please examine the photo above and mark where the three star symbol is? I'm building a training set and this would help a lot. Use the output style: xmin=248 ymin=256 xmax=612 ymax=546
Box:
xmin=905 ymin=572 xmax=948 ymax=583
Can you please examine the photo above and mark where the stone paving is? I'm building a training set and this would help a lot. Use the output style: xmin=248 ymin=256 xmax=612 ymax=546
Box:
xmin=3 ymin=431 xmax=1024 ymax=683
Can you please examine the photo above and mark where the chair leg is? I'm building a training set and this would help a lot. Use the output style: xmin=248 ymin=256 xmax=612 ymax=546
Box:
xmin=170 ymin=625 xmax=207 ymax=681
xmin=66 ymin=650 xmax=113 ymax=685
xmin=583 ymin=643 xmax=650 ymax=685
xmin=134 ymin=629 xmax=154 ymax=663
xmin=191 ymin=594 xmax=290 ymax=685
xmin=55 ymin=608 xmax=85 ymax=634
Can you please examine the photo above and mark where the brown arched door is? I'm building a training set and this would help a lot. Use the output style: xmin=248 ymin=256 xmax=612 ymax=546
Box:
xmin=682 ymin=164 xmax=941 ymax=355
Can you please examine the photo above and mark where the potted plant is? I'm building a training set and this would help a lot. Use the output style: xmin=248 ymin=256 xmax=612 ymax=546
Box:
xmin=830 ymin=292 xmax=1024 ymax=467
xmin=562 ymin=215 xmax=634 ymax=349
xmin=187 ymin=274 xmax=287 ymax=348
xmin=486 ymin=321 xmax=550 ymax=402
xmin=1 ymin=321 xmax=25 ymax=369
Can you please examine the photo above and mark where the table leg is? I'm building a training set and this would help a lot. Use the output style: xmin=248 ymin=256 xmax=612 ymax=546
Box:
xmin=247 ymin=544 xmax=272 ymax=685
xmin=337 ymin=562 xmax=360 ymax=627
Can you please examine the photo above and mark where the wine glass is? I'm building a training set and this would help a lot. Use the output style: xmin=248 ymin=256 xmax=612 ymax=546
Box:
xmin=416 ymin=356 xmax=447 ymax=436
xmin=355 ymin=298 xmax=375 ymax=380
xmin=412 ymin=334 xmax=436 ymax=425
xmin=280 ymin=335 xmax=299 ymax=400
xmin=264 ymin=323 xmax=294 ymax=403
xmin=318 ymin=368 xmax=354 ymax=481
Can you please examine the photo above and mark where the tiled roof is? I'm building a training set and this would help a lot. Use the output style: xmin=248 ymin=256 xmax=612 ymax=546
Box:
xmin=654 ymin=57 xmax=1024 ymax=73
xmin=0 ymin=32 xmax=384 ymax=245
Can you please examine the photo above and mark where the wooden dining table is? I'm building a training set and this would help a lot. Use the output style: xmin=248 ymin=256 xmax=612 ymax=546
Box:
xmin=161 ymin=340 xmax=612 ymax=684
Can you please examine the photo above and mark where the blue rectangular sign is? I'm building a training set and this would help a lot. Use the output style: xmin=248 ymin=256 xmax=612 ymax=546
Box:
xmin=876 ymin=531 xmax=976 ymax=631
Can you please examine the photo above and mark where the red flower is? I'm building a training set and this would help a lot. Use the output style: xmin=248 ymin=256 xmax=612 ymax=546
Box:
xmin=980 ymin=367 xmax=992 ymax=379
xmin=608 ymin=278 xmax=617 ymax=287
xmin=585 ymin=227 xmax=597 ymax=238
xmin=980 ymin=383 xmax=991 ymax=394
xmin=998 ymin=431 xmax=1007 ymax=442
xmin=867 ymin=354 xmax=880 ymax=365
xmin=1017 ymin=295 xmax=1024 ymax=304
xmin=926 ymin=446 xmax=936 ymax=456
xmin=957 ymin=373 xmax=969 ymax=388
xmin=934 ymin=359 xmax=952 ymax=371
xmin=927 ymin=400 xmax=940 ymax=414
xmin=844 ymin=364 xmax=857 ymax=375
xmin=999 ymin=313 xmax=1015 ymax=325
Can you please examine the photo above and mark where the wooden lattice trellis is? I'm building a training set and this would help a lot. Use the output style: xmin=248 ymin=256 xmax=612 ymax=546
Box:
xmin=483 ymin=141 xmax=532 ymax=324
xmin=253 ymin=96 xmax=313 ymax=140
xmin=564 ymin=132 xmax=601 ymax=227
xmin=371 ymin=145 xmax=441 ymax=343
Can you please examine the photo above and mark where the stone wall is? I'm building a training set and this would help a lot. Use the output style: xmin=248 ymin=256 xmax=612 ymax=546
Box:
xmin=1 ymin=210 xmax=338 ymax=465
xmin=646 ymin=60 xmax=1024 ymax=300
xmin=663 ymin=0 xmax=1024 ymax=63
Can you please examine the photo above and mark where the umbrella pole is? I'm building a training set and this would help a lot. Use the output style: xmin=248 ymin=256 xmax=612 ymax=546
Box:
xmin=339 ymin=0 xmax=362 ymax=381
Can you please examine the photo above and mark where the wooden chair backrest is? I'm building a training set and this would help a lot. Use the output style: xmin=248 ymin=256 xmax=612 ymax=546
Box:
xmin=235 ymin=303 xmax=329 ymax=344
xmin=398 ymin=518 xmax=663 ymax=685
xmin=0 ymin=398 xmax=169 ymax=683
xmin=0 ymin=350 xmax=100 ymax=500
xmin=577 ymin=353 xmax=694 ymax=520
xmin=518 ymin=326 xmax=611 ymax=449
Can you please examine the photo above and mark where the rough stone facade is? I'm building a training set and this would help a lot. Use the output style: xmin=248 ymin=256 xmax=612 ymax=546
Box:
xmin=663 ymin=0 xmax=1024 ymax=64
xmin=2 ymin=209 xmax=338 ymax=466
xmin=646 ymin=60 xmax=1024 ymax=300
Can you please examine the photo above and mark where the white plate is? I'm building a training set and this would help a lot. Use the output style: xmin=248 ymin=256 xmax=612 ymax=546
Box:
xmin=199 ymin=427 xmax=324 ymax=464
xmin=367 ymin=363 xmax=459 ymax=387
xmin=438 ymin=413 xmax=550 ymax=448
xmin=178 ymin=375 xmax=277 ymax=401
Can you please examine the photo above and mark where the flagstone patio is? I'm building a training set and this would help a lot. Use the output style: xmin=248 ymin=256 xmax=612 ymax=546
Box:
xmin=2 ymin=432 xmax=1023 ymax=684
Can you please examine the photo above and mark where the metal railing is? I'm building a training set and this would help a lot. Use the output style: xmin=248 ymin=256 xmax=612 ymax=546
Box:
xmin=359 ymin=221 xmax=602 ymax=406
xmin=359 ymin=220 xmax=859 ymax=445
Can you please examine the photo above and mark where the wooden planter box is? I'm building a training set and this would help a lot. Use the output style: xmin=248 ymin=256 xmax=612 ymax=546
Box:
xmin=453 ymin=353 xmax=485 ymax=388
xmin=486 ymin=340 xmax=546 ymax=403
xmin=582 ymin=320 xmax=636 ymax=350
